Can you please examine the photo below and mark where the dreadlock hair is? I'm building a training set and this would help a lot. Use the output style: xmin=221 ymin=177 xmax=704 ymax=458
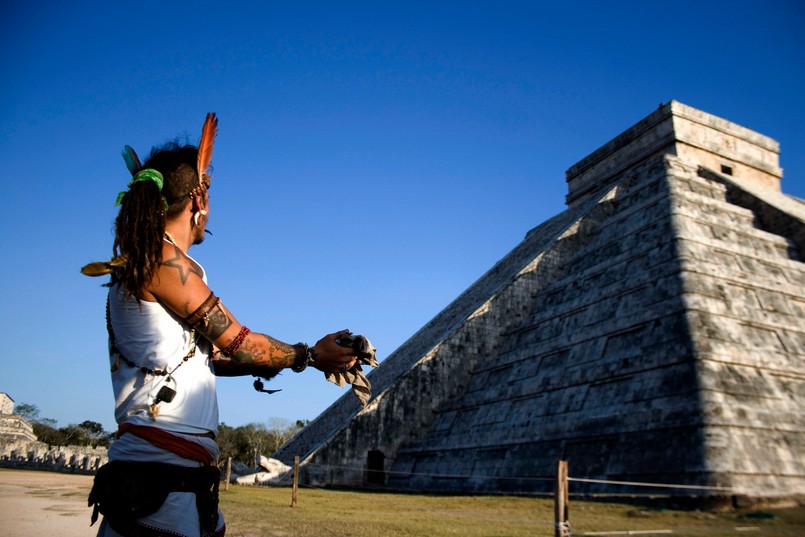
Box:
xmin=113 ymin=142 xmax=201 ymax=300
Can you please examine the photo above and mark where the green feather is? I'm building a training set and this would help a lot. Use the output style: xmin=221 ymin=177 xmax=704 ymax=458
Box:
xmin=121 ymin=145 xmax=142 ymax=175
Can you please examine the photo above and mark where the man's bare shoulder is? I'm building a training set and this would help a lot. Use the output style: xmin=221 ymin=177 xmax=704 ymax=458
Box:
xmin=145 ymin=241 xmax=212 ymax=317
xmin=159 ymin=241 xmax=204 ymax=285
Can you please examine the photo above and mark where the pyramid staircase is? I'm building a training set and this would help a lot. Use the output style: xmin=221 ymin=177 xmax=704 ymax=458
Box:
xmin=275 ymin=102 xmax=805 ymax=499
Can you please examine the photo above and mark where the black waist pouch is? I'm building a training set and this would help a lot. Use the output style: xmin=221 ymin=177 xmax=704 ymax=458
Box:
xmin=88 ymin=460 xmax=220 ymax=531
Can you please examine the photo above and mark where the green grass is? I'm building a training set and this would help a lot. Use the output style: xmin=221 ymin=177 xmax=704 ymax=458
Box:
xmin=219 ymin=485 xmax=805 ymax=537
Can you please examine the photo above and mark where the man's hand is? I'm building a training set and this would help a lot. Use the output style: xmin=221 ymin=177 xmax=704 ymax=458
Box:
xmin=311 ymin=330 xmax=357 ymax=374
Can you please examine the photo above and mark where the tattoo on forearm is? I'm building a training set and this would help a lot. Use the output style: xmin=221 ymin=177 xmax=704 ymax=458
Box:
xmin=162 ymin=244 xmax=204 ymax=284
xmin=231 ymin=334 xmax=296 ymax=368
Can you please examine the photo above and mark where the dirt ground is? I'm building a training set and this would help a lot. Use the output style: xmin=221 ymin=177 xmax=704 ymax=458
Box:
xmin=0 ymin=468 xmax=97 ymax=537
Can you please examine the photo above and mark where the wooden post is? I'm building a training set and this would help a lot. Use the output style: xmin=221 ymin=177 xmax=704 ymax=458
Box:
xmin=555 ymin=460 xmax=570 ymax=537
xmin=225 ymin=456 xmax=232 ymax=491
xmin=290 ymin=456 xmax=299 ymax=507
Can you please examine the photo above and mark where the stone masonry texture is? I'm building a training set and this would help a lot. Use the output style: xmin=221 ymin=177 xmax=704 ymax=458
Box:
xmin=275 ymin=101 xmax=804 ymax=499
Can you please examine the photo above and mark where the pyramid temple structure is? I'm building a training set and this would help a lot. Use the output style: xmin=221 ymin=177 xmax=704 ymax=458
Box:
xmin=275 ymin=101 xmax=805 ymax=499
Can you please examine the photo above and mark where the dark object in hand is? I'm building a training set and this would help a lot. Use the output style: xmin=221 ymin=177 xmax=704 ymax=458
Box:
xmin=335 ymin=332 xmax=376 ymax=362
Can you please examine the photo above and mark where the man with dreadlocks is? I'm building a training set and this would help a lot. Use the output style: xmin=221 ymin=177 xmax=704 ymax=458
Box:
xmin=83 ymin=114 xmax=359 ymax=537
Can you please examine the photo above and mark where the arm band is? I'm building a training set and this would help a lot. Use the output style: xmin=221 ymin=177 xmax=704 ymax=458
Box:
xmin=185 ymin=291 xmax=220 ymax=329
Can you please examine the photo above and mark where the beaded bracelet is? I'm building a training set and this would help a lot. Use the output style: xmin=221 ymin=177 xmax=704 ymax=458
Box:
xmin=220 ymin=326 xmax=250 ymax=357
xmin=291 ymin=343 xmax=316 ymax=373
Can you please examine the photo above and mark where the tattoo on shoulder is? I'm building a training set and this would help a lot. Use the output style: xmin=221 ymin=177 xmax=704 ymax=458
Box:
xmin=199 ymin=303 xmax=233 ymax=341
xmin=162 ymin=244 xmax=204 ymax=284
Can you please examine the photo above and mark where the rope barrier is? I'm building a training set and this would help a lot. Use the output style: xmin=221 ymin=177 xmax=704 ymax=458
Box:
xmin=568 ymin=477 xmax=735 ymax=492
xmin=304 ymin=461 xmax=555 ymax=482
xmin=279 ymin=459 xmax=802 ymax=537
xmin=580 ymin=531 xmax=673 ymax=535
xmin=300 ymin=461 xmax=735 ymax=493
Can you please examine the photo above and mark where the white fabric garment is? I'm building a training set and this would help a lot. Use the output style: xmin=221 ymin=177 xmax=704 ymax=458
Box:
xmin=107 ymin=252 xmax=218 ymax=435
xmin=100 ymin=252 xmax=225 ymax=536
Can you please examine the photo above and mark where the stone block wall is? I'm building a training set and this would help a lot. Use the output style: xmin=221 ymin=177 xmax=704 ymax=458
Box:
xmin=669 ymin=160 xmax=805 ymax=494
xmin=566 ymin=101 xmax=781 ymax=206
xmin=387 ymin=155 xmax=706 ymax=494
xmin=0 ymin=439 xmax=108 ymax=474
xmin=274 ymin=103 xmax=804 ymax=500
xmin=0 ymin=414 xmax=36 ymax=443
xmin=274 ymin=194 xmax=602 ymax=470
xmin=0 ymin=393 xmax=14 ymax=415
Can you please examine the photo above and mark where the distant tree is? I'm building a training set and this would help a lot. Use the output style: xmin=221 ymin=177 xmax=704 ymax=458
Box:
xmin=78 ymin=420 xmax=105 ymax=435
xmin=76 ymin=420 xmax=111 ymax=447
xmin=13 ymin=403 xmax=40 ymax=423
xmin=216 ymin=422 xmax=237 ymax=467
xmin=18 ymin=408 xmax=111 ymax=447
xmin=59 ymin=424 xmax=91 ymax=446
xmin=33 ymin=421 xmax=66 ymax=446
xmin=265 ymin=417 xmax=303 ymax=454
xmin=237 ymin=423 xmax=269 ymax=465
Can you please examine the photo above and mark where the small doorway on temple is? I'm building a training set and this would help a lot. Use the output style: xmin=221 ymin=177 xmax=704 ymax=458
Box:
xmin=366 ymin=449 xmax=385 ymax=485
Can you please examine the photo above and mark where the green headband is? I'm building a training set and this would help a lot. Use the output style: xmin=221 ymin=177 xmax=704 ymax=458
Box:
xmin=115 ymin=169 xmax=167 ymax=208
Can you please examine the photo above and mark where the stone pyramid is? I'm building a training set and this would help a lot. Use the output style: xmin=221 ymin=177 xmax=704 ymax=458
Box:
xmin=275 ymin=101 xmax=805 ymax=499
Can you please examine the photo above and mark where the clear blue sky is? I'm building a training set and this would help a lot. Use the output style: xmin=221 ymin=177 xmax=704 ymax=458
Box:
xmin=1 ymin=1 xmax=803 ymax=433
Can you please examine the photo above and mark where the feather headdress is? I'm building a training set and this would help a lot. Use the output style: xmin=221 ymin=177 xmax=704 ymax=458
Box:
xmin=81 ymin=255 xmax=128 ymax=277
xmin=197 ymin=113 xmax=218 ymax=190
xmin=82 ymin=114 xmax=218 ymax=278
xmin=121 ymin=145 xmax=142 ymax=176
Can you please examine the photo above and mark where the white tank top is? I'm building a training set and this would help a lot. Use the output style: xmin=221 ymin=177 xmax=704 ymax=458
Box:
xmin=107 ymin=256 xmax=218 ymax=435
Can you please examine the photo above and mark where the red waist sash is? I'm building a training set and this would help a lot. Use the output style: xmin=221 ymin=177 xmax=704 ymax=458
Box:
xmin=116 ymin=423 xmax=214 ymax=466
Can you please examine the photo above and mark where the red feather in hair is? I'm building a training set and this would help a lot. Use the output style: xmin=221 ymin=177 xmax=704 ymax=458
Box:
xmin=197 ymin=113 xmax=218 ymax=187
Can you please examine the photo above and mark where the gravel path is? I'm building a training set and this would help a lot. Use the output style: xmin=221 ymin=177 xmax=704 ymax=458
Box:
xmin=0 ymin=469 xmax=96 ymax=537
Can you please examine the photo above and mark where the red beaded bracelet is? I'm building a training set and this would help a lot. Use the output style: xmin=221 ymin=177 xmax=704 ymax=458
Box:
xmin=220 ymin=326 xmax=250 ymax=357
